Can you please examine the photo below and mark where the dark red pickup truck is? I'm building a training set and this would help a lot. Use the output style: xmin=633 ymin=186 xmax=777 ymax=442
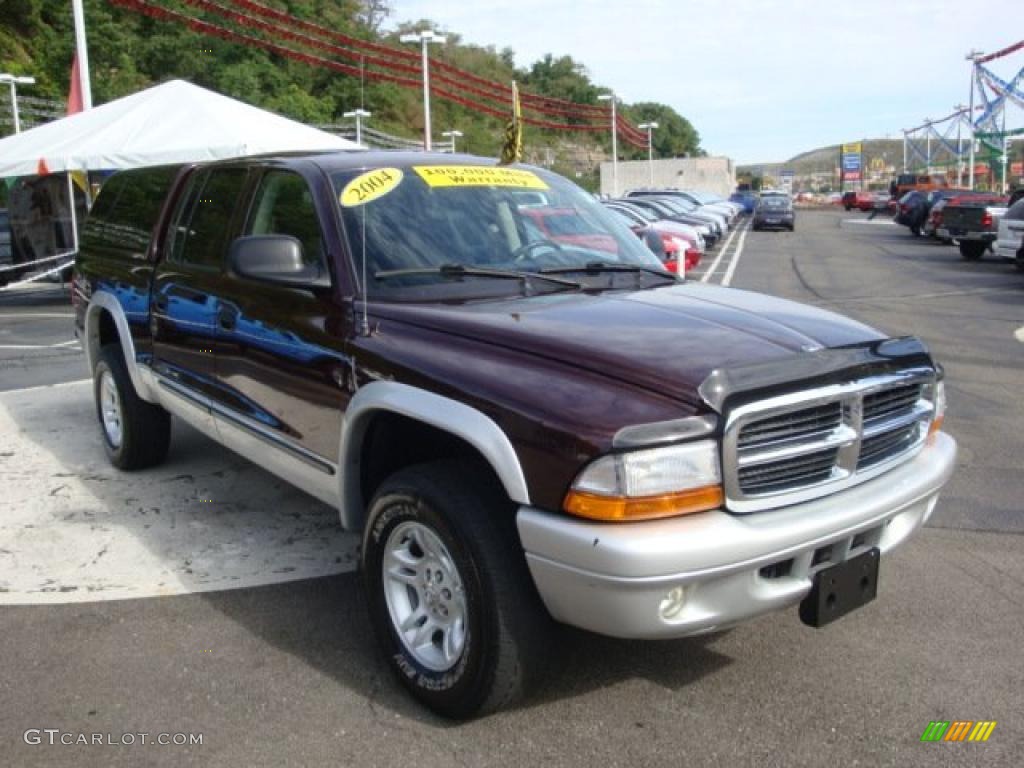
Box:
xmin=74 ymin=152 xmax=956 ymax=718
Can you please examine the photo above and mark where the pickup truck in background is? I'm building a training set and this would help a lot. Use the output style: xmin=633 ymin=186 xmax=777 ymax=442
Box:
xmin=936 ymin=193 xmax=1009 ymax=259
xmin=74 ymin=152 xmax=956 ymax=718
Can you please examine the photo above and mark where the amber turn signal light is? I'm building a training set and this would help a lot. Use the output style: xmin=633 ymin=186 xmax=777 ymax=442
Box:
xmin=563 ymin=485 xmax=724 ymax=522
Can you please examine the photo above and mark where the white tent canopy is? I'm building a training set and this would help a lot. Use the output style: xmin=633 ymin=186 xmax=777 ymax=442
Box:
xmin=0 ymin=79 xmax=360 ymax=177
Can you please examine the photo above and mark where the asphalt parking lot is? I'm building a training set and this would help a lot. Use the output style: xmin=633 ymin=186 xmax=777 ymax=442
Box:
xmin=1 ymin=209 xmax=1021 ymax=767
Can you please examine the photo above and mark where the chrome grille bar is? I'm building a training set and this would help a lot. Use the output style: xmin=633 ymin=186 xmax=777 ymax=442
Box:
xmin=723 ymin=368 xmax=937 ymax=513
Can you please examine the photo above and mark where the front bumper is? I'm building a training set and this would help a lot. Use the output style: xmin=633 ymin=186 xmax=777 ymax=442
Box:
xmin=517 ymin=432 xmax=956 ymax=639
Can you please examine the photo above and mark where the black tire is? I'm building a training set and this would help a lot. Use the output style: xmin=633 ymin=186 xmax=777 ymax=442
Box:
xmin=361 ymin=459 xmax=553 ymax=719
xmin=844 ymin=205 xmax=852 ymax=211
xmin=909 ymin=225 xmax=921 ymax=237
xmin=93 ymin=344 xmax=171 ymax=470
xmin=958 ymin=241 xmax=986 ymax=261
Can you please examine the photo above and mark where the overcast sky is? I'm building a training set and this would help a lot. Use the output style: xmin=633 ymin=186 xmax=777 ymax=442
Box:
xmin=392 ymin=1 xmax=1022 ymax=164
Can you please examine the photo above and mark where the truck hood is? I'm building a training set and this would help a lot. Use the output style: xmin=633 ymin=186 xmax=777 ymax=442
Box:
xmin=372 ymin=282 xmax=885 ymax=407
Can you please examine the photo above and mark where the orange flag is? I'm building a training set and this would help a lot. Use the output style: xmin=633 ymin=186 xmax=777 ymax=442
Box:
xmin=67 ymin=54 xmax=83 ymax=115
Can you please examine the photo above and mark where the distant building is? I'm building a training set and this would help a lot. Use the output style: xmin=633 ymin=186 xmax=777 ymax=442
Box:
xmin=600 ymin=156 xmax=736 ymax=197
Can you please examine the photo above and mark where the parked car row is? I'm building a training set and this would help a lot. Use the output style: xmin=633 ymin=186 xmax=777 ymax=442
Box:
xmin=893 ymin=186 xmax=1024 ymax=268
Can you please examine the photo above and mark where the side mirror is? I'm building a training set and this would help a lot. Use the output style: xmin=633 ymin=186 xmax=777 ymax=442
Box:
xmin=228 ymin=235 xmax=331 ymax=290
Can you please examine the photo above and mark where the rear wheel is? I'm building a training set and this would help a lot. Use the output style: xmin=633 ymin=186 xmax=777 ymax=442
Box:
xmin=93 ymin=344 xmax=171 ymax=470
xmin=361 ymin=460 xmax=553 ymax=719
xmin=958 ymin=241 xmax=987 ymax=260
xmin=909 ymin=225 xmax=921 ymax=237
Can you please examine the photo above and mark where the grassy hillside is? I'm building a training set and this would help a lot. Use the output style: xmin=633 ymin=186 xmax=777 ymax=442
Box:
xmin=739 ymin=139 xmax=904 ymax=177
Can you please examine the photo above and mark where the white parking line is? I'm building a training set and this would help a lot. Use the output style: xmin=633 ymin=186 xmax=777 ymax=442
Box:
xmin=699 ymin=220 xmax=747 ymax=284
xmin=721 ymin=224 xmax=751 ymax=287
xmin=2 ymin=377 xmax=91 ymax=394
xmin=842 ymin=218 xmax=897 ymax=226
xmin=0 ymin=313 xmax=75 ymax=319
xmin=0 ymin=340 xmax=80 ymax=350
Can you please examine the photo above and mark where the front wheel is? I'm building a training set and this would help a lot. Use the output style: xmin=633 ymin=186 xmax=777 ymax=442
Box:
xmin=93 ymin=344 xmax=171 ymax=470
xmin=958 ymin=241 xmax=987 ymax=260
xmin=361 ymin=460 xmax=553 ymax=719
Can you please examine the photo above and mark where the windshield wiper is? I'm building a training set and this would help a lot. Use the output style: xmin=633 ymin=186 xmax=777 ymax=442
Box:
xmin=374 ymin=264 xmax=583 ymax=292
xmin=540 ymin=262 xmax=679 ymax=282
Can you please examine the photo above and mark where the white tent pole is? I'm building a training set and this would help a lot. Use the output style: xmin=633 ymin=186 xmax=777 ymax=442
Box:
xmin=72 ymin=0 xmax=93 ymax=109
xmin=67 ymin=172 xmax=79 ymax=255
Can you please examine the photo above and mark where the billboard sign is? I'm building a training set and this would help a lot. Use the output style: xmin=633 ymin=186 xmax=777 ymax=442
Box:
xmin=841 ymin=142 xmax=863 ymax=187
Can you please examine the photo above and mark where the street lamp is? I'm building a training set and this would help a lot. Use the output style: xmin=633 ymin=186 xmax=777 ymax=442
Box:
xmin=0 ymin=73 xmax=35 ymax=134
xmin=441 ymin=129 xmax=463 ymax=153
xmin=400 ymin=30 xmax=446 ymax=151
xmin=966 ymin=49 xmax=984 ymax=189
xmin=597 ymin=91 xmax=620 ymax=196
xmin=638 ymin=121 xmax=659 ymax=186
xmin=343 ymin=108 xmax=371 ymax=147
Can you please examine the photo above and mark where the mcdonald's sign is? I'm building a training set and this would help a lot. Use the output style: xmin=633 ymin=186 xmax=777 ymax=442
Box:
xmin=920 ymin=720 xmax=997 ymax=742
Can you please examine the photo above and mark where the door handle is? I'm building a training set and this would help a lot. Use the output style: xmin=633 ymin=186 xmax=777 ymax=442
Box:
xmin=218 ymin=305 xmax=238 ymax=331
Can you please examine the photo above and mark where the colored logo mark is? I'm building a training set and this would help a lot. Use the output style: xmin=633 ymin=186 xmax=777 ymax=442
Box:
xmin=920 ymin=720 xmax=996 ymax=742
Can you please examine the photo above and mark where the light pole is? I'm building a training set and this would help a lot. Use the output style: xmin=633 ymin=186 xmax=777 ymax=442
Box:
xmin=400 ymin=30 xmax=446 ymax=151
xmin=343 ymin=108 xmax=371 ymax=146
xmin=638 ymin=121 xmax=659 ymax=186
xmin=966 ymin=49 xmax=984 ymax=190
xmin=923 ymin=118 xmax=932 ymax=174
xmin=953 ymin=104 xmax=967 ymax=187
xmin=598 ymin=91 xmax=619 ymax=196
xmin=0 ymin=73 xmax=35 ymax=133
xmin=441 ymin=129 xmax=463 ymax=153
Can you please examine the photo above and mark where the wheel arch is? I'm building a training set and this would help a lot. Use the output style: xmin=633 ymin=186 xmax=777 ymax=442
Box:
xmin=83 ymin=291 xmax=157 ymax=402
xmin=339 ymin=381 xmax=530 ymax=531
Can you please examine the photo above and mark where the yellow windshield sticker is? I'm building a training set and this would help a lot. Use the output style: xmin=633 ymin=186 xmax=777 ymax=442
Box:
xmin=413 ymin=165 xmax=549 ymax=190
xmin=339 ymin=167 xmax=404 ymax=207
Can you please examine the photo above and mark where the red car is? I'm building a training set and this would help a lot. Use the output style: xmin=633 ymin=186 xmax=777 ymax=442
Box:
xmin=523 ymin=207 xmax=699 ymax=273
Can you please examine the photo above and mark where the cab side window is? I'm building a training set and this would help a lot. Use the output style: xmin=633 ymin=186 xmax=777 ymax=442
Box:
xmin=169 ymin=167 xmax=248 ymax=269
xmin=246 ymin=171 xmax=326 ymax=269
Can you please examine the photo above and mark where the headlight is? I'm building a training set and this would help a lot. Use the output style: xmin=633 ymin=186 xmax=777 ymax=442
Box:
xmin=928 ymin=379 xmax=946 ymax=439
xmin=563 ymin=441 xmax=723 ymax=522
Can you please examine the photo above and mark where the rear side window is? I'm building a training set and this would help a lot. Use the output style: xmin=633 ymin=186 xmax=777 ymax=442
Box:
xmin=169 ymin=168 xmax=248 ymax=269
xmin=1006 ymin=199 xmax=1024 ymax=221
xmin=245 ymin=171 xmax=325 ymax=269
xmin=81 ymin=166 xmax=179 ymax=258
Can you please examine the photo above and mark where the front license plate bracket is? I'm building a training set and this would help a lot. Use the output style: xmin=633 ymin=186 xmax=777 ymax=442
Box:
xmin=799 ymin=547 xmax=880 ymax=628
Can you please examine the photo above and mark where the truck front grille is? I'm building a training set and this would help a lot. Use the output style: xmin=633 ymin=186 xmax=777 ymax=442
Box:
xmin=723 ymin=370 xmax=937 ymax=513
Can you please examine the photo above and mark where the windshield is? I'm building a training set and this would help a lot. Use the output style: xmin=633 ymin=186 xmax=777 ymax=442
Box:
xmin=657 ymin=197 xmax=698 ymax=215
xmin=333 ymin=164 xmax=663 ymax=300
xmin=616 ymin=203 xmax=658 ymax=222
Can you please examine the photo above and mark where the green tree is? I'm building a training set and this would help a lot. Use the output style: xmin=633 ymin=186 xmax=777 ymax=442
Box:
xmin=622 ymin=102 xmax=702 ymax=159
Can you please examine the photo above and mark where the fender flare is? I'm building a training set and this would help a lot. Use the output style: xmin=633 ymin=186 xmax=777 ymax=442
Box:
xmin=338 ymin=381 xmax=530 ymax=530
xmin=83 ymin=291 xmax=157 ymax=402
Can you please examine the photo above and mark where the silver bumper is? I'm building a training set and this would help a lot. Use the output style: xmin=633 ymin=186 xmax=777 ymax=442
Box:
xmin=516 ymin=432 xmax=956 ymax=639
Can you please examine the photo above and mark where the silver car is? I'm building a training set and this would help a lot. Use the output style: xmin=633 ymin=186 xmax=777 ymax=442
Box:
xmin=994 ymin=198 xmax=1024 ymax=265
